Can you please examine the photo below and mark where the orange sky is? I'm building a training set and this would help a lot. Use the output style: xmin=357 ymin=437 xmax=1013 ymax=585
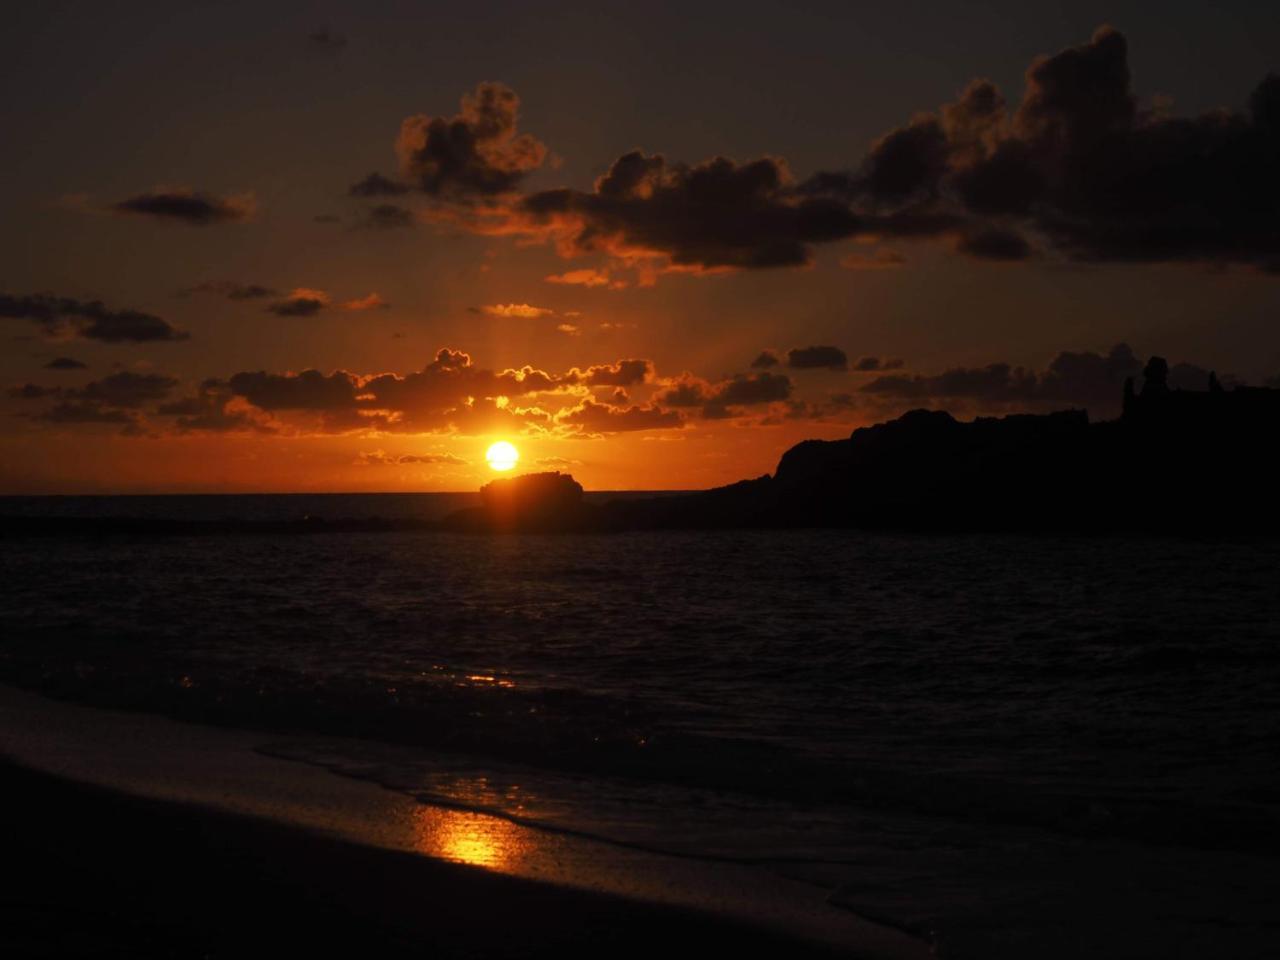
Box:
xmin=3 ymin=8 xmax=1279 ymax=493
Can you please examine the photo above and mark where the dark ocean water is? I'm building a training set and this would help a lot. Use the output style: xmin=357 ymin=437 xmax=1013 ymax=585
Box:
xmin=3 ymin=494 xmax=1279 ymax=957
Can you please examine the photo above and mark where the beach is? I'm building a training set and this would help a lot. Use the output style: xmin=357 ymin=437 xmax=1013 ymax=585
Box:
xmin=3 ymin=515 xmax=1280 ymax=958
xmin=0 ymin=683 xmax=927 ymax=959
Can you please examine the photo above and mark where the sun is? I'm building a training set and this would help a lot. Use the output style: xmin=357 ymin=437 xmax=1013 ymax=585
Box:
xmin=485 ymin=441 xmax=519 ymax=472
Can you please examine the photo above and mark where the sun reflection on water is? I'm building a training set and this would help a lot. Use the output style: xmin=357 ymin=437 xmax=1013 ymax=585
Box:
xmin=412 ymin=805 xmax=533 ymax=870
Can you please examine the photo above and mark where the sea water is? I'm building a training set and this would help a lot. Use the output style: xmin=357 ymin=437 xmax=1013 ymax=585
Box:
xmin=2 ymin=494 xmax=1278 ymax=957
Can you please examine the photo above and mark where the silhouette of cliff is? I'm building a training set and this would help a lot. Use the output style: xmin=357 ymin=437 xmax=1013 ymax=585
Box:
xmin=595 ymin=357 xmax=1280 ymax=533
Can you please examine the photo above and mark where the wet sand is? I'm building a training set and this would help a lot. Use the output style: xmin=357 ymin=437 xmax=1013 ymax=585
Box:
xmin=1 ymin=759 xmax=866 ymax=958
xmin=0 ymin=685 xmax=928 ymax=959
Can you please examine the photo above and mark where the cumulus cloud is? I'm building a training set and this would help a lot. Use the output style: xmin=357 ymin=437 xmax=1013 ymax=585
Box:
xmin=38 ymin=401 xmax=137 ymax=426
xmin=0 ymin=292 xmax=187 ymax=342
xmin=157 ymin=380 xmax=270 ymax=433
xmin=267 ymin=288 xmax=331 ymax=317
xmin=859 ymin=343 xmax=1162 ymax=417
xmin=545 ymin=268 xmax=626 ymax=289
xmin=340 ymin=293 xmax=390 ymax=311
xmin=77 ymin=371 xmax=178 ymax=407
xmin=7 ymin=383 xmax=59 ymax=399
xmin=751 ymin=350 xmax=781 ymax=369
xmin=853 ymin=356 xmax=905 ymax=372
xmin=362 ymin=204 xmax=414 ymax=229
xmin=396 ymin=82 xmax=548 ymax=199
xmin=19 ymin=370 xmax=180 ymax=433
xmin=568 ymin=358 xmax=651 ymax=386
xmin=180 ymin=281 xmax=278 ymax=300
xmin=840 ymin=249 xmax=906 ymax=270
xmin=112 ymin=190 xmax=256 ymax=225
xmin=656 ymin=370 xmax=792 ymax=419
xmin=227 ymin=368 xmax=358 ymax=412
xmin=805 ymin=26 xmax=1280 ymax=269
xmin=788 ymin=345 xmax=849 ymax=370
xmin=356 ymin=450 xmax=467 ymax=466
xmin=408 ymin=30 xmax=1280 ymax=279
xmin=349 ymin=172 xmax=410 ymax=197
xmin=217 ymin=348 xmax=654 ymax=436
xmin=505 ymin=152 xmax=858 ymax=274
xmin=557 ymin=397 xmax=683 ymax=434
xmin=480 ymin=302 xmax=554 ymax=318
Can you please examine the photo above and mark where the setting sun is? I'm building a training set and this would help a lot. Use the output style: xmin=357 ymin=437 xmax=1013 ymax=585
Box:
xmin=485 ymin=441 xmax=519 ymax=472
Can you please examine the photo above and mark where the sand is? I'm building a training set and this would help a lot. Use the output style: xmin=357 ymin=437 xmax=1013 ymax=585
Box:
xmin=0 ymin=684 xmax=929 ymax=959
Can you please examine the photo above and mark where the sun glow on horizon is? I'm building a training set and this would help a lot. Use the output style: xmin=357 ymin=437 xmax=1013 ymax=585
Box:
xmin=485 ymin=441 xmax=519 ymax=471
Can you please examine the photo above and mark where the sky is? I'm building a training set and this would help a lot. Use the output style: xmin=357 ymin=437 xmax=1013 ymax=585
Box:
xmin=2 ymin=0 xmax=1279 ymax=492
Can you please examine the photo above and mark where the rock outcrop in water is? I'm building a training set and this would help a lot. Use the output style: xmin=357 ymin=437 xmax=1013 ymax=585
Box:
xmin=442 ymin=472 xmax=599 ymax=532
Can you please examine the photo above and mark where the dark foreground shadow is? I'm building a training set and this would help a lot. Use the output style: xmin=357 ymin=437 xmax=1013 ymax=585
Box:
xmin=0 ymin=760 xmax=848 ymax=960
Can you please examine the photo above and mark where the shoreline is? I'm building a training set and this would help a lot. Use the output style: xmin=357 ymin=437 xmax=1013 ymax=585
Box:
xmin=0 ymin=684 xmax=929 ymax=960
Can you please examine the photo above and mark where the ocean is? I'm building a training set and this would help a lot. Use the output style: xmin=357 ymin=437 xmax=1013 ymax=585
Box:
xmin=2 ymin=493 xmax=1278 ymax=957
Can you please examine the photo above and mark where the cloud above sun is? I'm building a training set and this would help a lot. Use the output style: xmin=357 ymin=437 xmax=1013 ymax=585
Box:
xmin=358 ymin=29 xmax=1280 ymax=284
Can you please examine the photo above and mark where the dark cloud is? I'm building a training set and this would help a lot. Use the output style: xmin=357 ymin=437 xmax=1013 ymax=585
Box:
xmin=38 ymin=401 xmax=136 ymax=425
xmin=853 ymin=356 xmax=905 ymax=372
xmin=396 ymin=82 xmax=548 ymax=199
xmin=400 ymin=33 xmax=1280 ymax=279
xmin=357 ymin=450 xmax=467 ymax=466
xmin=656 ymin=371 xmax=792 ymax=419
xmin=512 ymin=152 xmax=858 ymax=271
xmin=807 ymin=27 xmax=1280 ymax=269
xmin=558 ymin=397 xmax=683 ymax=434
xmin=716 ymin=371 xmax=793 ymax=405
xmin=7 ymin=383 xmax=59 ymax=399
xmin=398 ymin=453 xmax=466 ymax=464
xmin=314 ymin=214 xmax=342 ymax=224
xmin=266 ymin=289 xmax=330 ymax=317
xmin=112 ymin=190 xmax=255 ymax=225
xmin=340 ymin=293 xmax=390 ymax=311
xmin=856 ymin=343 xmax=1203 ymax=418
xmin=571 ymin=358 xmax=652 ymax=387
xmin=308 ymin=26 xmax=347 ymax=54
xmin=788 ymin=345 xmax=849 ymax=370
xmin=181 ymin=281 xmax=278 ymax=301
xmin=78 ymin=371 xmax=177 ymax=407
xmin=19 ymin=371 xmax=177 ymax=433
xmin=751 ymin=350 xmax=780 ymax=369
xmin=863 ymin=364 xmax=1035 ymax=403
xmin=955 ymin=227 xmax=1032 ymax=261
xmin=156 ymin=380 xmax=269 ymax=433
xmin=363 ymin=204 xmax=414 ymax=229
xmin=227 ymin=369 xmax=357 ymax=412
xmin=840 ymin=249 xmax=906 ymax=270
xmin=349 ymin=172 xmax=410 ymax=197
xmin=45 ymin=356 xmax=87 ymax=370
xmin=219 ymin=349 xmax=670 ymax=437
xmin=655 ymin=377 xmax=710 ymax=408
xmin=0 ymin=292 xmax=187 ymax=342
